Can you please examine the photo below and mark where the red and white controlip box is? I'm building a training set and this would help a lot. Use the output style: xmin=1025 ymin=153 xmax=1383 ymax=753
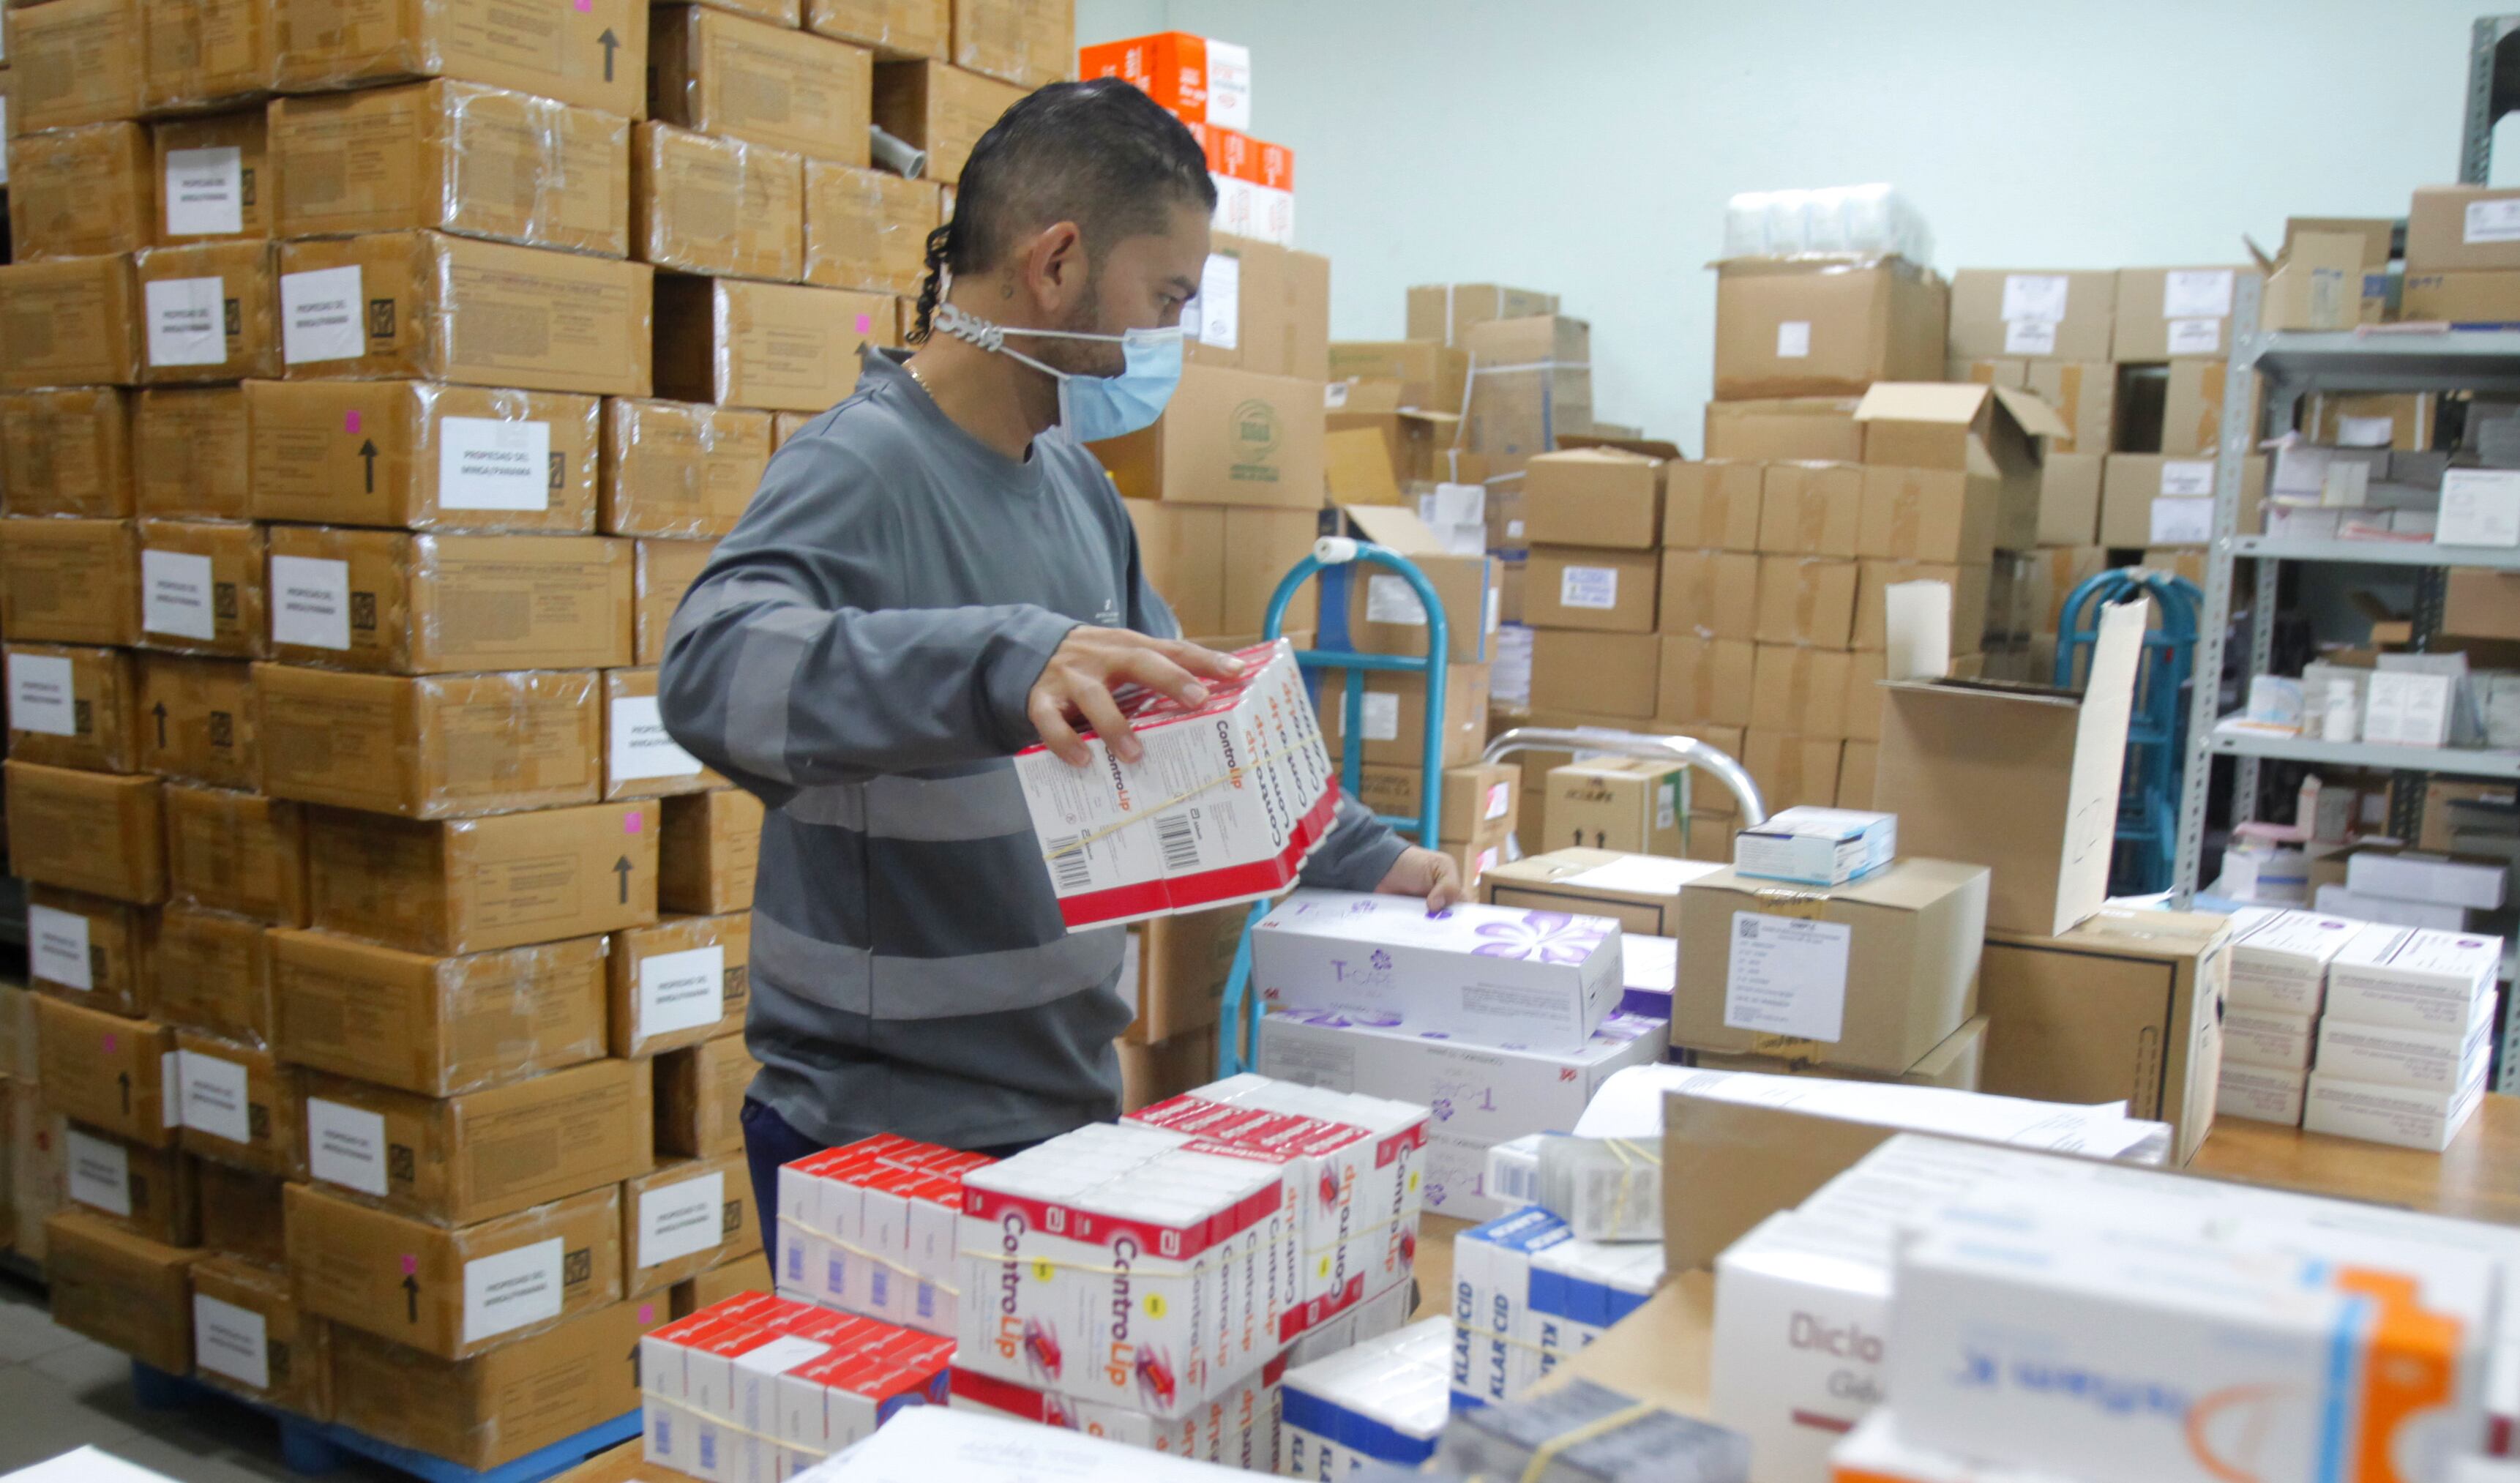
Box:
xmin=777 ymin=1136 xmax=991 ymax=1339
xmin=1017 ymin=640 xmax=1338 ymax=931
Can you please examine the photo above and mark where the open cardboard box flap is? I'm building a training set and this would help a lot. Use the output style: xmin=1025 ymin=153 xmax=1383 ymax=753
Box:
xmin=1661 ymin=1094 xmax=1919 ymax=1272
xmin=1532 ymin=1271 xmax=1719 ymax=1416
xmin=1559 ymin=432 xmax=1686 ymax=461
xmin=1854 ymin=381 xmax=2072 ymax=441
xmin=1344 ymin=503 xmax=1448 ymax=555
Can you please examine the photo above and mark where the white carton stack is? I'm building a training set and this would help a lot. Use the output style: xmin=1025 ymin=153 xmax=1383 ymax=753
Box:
xmin=2310 ymin=927 xmax=2505 ymax=1151
xmin=2317 ymin=849 xmax=2508 ymax=933
xmin=774 ymin=1135 xmax=995 ymax=1338
xmin=1279 ymin=1317 xmax=1453 ymax=1475
xmin=2213 ymin=907 xmax=2366 ymax=1127
xmin=1448 ymin=1206 xmax=1664 ymax=1413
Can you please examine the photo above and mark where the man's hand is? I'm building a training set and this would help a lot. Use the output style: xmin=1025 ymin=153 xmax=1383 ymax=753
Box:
xmin=1028 ymin=627 xmax=1246 ymax=767
xmin=1375 ymin=845 xmax=1465 ymax=914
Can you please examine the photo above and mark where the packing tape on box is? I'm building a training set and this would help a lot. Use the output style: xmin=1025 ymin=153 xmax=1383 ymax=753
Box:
xmin=777 ymin=1214 xmax=964 ymax=1296
xmin=1476 ymin=1399 xmax=1661 ymax=1483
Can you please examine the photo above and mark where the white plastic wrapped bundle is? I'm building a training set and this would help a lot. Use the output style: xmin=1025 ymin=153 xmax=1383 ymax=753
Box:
xmin=1720 ymin=184 xmax=1933 ymax=265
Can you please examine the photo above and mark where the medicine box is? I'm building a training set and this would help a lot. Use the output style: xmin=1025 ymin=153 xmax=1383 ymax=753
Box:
xmin=2225 ymin=907 xmax=2366 ymax=1014
xmin=1730 ymin=805 xmax=1896 ymax=887
xmin=2344 ymin=848 xmax=2508 ymax=910
xmin=2216 ymin=1063 xmax=2306 ymax=1126
xmin=2314 ymin=996 xmax=2498 ymax=1094
xmin=2220 ymin=1006 xmax=2315 ymax=1073
xmin=2305 ymin=1064 xmax=2490 ymax=1151
xmin=2325 ymin=925 xmax=2502 ymax=1031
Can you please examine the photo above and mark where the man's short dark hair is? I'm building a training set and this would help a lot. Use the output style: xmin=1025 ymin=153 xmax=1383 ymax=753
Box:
xmin=908 ymin=78 xmax=1217 ymax=342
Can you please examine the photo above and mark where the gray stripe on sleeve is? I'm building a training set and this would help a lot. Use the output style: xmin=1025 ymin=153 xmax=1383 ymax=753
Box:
xmin=782 ymin=766 xmax=1031 ymax=841
xmin=751 ymin=910 xmax=1124 ymax=1020
xmin=725 ymin=605 xmax=831 ymax=784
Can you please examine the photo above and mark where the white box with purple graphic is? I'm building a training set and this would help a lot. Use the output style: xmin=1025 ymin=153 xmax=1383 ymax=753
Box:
xmin=1249 ymin=890 xmax=1623 ymax=1053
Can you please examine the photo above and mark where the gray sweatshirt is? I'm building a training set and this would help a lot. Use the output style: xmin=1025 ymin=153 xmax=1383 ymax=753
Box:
xmin=658 ymin=348 xmax=1409 ymax=1150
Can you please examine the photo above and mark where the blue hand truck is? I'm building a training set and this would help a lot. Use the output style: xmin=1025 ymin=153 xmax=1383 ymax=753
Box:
xmin=2056 ymin=569 xmax=2202 ymax=897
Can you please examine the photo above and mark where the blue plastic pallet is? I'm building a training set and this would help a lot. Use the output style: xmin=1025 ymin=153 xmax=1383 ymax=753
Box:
xmin=131 ymin=1360 xmax=642 ymax=1483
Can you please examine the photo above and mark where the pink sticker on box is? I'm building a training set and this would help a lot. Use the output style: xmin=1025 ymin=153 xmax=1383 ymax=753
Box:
xmin=856 ymin=314 xmax=873 ymax=335
xmin=401 ymin=1255 xmax=418 ymax=1275
xmin=345 ymin=410 xmax=362 ymax=434
xmin=640 ymin=1302 xmax=656 ymax=1323
xmin=625 ymin=813 xmax=643 ymax=833
xmin=102 ymin=1034 xmax=119 ymax=1053
xmin=576 ymin=0 xmax=592 ymax=10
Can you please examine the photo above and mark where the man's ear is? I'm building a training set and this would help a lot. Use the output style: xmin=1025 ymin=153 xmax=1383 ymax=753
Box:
xmin=1023 ymin=220 xmax=1089 ymax=314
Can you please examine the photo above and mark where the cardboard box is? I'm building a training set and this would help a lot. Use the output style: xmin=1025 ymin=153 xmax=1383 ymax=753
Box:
xmin=655 ymin=1033 xmax=758 ymax=1159
xmin=1406 ymin=283 xmax=1558 ymax=348
xmin=1703 ymin=397 xmax=1863 ymax=463
xmin=45 ymin=1210 xmax=198 ymax=1375
xmin=1114 ymin=1028 xmax=1221 ymax=1114
xmin=249 ymin=380 xmax=604 ymax=533
xmin=1546 ymin=760 xmax=1687 ymax=856
xmin=1750 ymin=644 xmax=1855 ymax=739
xmin=1186 ymin=235 xmax=1330 ymax=381
xmin=2099 ymin=454 xmax=2263 ymax=549
xmin=638 ymin=539 xmax=719 ymax=665
xmin=631 ymin=122 xmax=806 ymax=283
xmin=803 ymin=160 xmax=939 ymax=296
xmin=0 ymin=254 xmax=145 ymax=389
xmin=26 ymin=886 xmax=154 ymax=1018
xmin=651 ymin=6 xmax=870 ymax=168
xmin=0 ymin=518 xmax=140 ymax=648
xmin=10 ymin=121 xmax=156 ymax=262
xmin=6 ymin=643 xmax=142 ymax=774
xmin=2022 ymin=361 xmax=2116 ymax=456
xmin=1079 ymin=30 xmax=1248 ymax=127
xmin=1122 ymin=500 xmax=1225 ymax=635
xmin=2407 ymin=184 xmax=2520 ymax=272
xmin=137 ymin=519 xmax=266 ymax=660
xmin=1328 ymin=341 xmax=1468 ymax=414
xmin=304 ymin=799 xmax=661 ymax=957
xmin=1741 ymin=728 xmax=1843 ymax=813
xmin=9 ymin=0 xmax=146 ymax=132
xmin=189 ymin=1253 xmax=332 ymax=1421
xmin=273 ymin=929 xmax=608 ymax=1097
xmin=0 ymin=388 xmax=135 ymax=519
xmin=1686 ymin=1013 xmax=1984 ymax=1088
xmin=1657 ymin=550 xmax=1760 ymax=641
xmin=271 ymin=81 xmax=631 ymax=258
xmin=2401 ymin=269 xmax=2520 ymax=326
xmin=1672 ymin=858 xmax=1988 ymax=1072
xmin=610 ymin=914 xmax=752 ymax=1058
xmin=1945 ymin=269 xmax=2116 ymax=361
xmin=1523 ymin=449 xmax=1664 ymax=548
xmin=196 ymin=1162 xmax=289 ymax=1266
xmin=166 ymin=785 xmax=308 ymax=927
xmin=141 ymin=0 xmax=277 ymax=113
xmin=1479 ymin=849 xmax=1721 ymax=943
xmin=1315 ymin=662 xmax=1492 ymax=768
xmin=1979 ymin=908 xmax=2232 ymax=1165
xmin=152 ymin=904 xmax=278 ymax=1047
xmin=870 ymin=59 xmax=1025 ymax=184
xmin=2160 ymin=360 xmax=2260 ymax=459
xmin=659 ymin=790 xmax=764 ymax=916
xmin=674 ymin=1252 xmax=774 ymax=1318
xmin=288 ymin=1181 xmax=623 ymax=1359
xmin=138 ymin=654 xmax=258 ymax=790
xmin=2112 ymin=265 xmax=2261 ymax=361
xmin=1755 ymin=460 xmax=1862 ymax=559
xmin=1091 ymin=363 xmax=1328 ymax=509
xmin=605 ymin=668 xmax=725 ymax=802
xmin=1663 ymin=460 xmax=1762 ymax=553
xmin=135 ymin=387 xmax=252 ymax=520
xmin=59 ymin=1123 xmax=197 ymax=1246
xmin=35 ymin=997 xmax=175 ymax=1146
xmin=653 ymin=274 xmax=894 ymax=412
xmin=1712 ymin=258 xmax=1948 ymax=400
xmin=152 ymin=108 xmax=276 ymax=247
xmin=2037 ymin=452 xmax=2105 ymax=548
xmin=1323 ymin=408 xmax=1455 ymax=503
xmin=256 ymin=666 xmax=604 ymax=820
xmin=1837 ymin=739 xmax=1878 ymax=810
xmin=173 ymin=1030 xmax=306 ymax=1178
xmin=1462 ymin=315 xmax=1592 ymax=475
xmin=1525 ymin=546 xmax=1659 ymax=633
xmin=262 ymin=528 xmax=633 ymax=674
xmin=277 ymin=232 xmax=655 ymax=397
xmin=1114 ymin=906 xmax=1244 ymax=1046
xmin=1657 ymin=636 xmax=1757 ymax=728
xmin=623 ymin=1153 xmax=752 ymax=1297
xmin=1753 ymin=556 xmax=1858 ymax=647
xmin=602 ymin=400 xmax=772 ymax=542
xmin=808 ymin=0 xmax=949 ymax=60
xmin=7 ymin=762 xmax=165 ymax=905
xmin=302 ymin=1059 xmax=652 ymax=1225
xmin=1336 ymin=505 xmax=1492 ymax=663
xmin=272 ymin=0 xmax=647 ymax=118
xmin=2257 ymin=231 xmax=2366 ymax=333
xmin=1852 ymin=466 xmax=1999 ymax=568
xmin=1874 ymin=600 xmax=2141 ymax=936
xmin=951 ymin=0 xmax=1072 ymax=89
xmin=1528 ymin=630 xmax=1658 ymax=720
xmin=1857 ymin=383 xmax=2064 ymax=555
xmin=329 ymin=1301 xmax=646 ymax=1471
xmin=1353 ymin=763 xmax=1519 ymax=848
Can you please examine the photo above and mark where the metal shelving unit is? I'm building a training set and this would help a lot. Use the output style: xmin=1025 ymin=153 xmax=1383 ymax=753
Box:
xmin=2172 ymin=15 xmax=2520 ymax=898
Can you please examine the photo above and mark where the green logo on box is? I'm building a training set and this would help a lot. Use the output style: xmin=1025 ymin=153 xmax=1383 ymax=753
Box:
xmin=1229 ymin=397 xmax=1282 ymax=482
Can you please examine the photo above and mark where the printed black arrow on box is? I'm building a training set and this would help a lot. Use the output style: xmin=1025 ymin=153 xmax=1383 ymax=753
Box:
xmin=152 ymin=702 xmax=168 ymax=748
xmin=358 ymin=439 xmax=378 ymax=493
xmin=598 ymin=29 xmax=619 ymax=81
xmin=614 ymin=855 xmax=633 ymax=905
xmin=403 ymin=1273 xmax=420 ymax=1323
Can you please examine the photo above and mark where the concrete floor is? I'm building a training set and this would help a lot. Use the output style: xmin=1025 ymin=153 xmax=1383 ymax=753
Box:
xmin=0 ymin=1274 xmax=396 ymax=1483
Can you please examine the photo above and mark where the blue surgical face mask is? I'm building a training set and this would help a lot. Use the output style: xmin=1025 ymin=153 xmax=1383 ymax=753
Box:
xmin=932 ymin=299 xmax=1185 ymax=442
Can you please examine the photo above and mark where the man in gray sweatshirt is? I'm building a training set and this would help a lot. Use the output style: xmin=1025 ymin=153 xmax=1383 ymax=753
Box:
xmin=657 ymin=79 xmax=1461 ymax=1262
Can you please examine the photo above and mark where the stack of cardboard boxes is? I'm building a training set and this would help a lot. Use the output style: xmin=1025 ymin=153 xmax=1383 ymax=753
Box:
xmin=0 ymin=0 xmax=1081 ymax=1465
xmin=0 ymin=979 xmax=64 ymax=1269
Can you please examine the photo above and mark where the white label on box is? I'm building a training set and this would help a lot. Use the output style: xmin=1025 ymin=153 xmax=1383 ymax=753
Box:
xmin=1723 ymin=911 xmax=1851 ymax=1042
xmin=146 ymin=276 xmax=228 ymax=368
xmin=143 ymin=550 xmax=219 ymax=641
xmin=638 ymin=1170 xmax=728 ymax=1270
xmin=307 ymin=1097 xmax=389 ymax=1196
xmin=162 ymin=1052 xmax=182 ymax=1127
xmin=2165 ymin=318 xmax=2223 ymax=355
xmin=639 ymin=945 xmax=725 ymax=1039
xmin=10 ymin=653 xmax=79 ymax=737
xmin=2150 ymin=497 xmax=2215 ymax=545
xmin=281 ymin=265 xmax=367 ymax=365
xmin=1507 ymin=518 xmax=1526 ymax=539
xmin=1485 ymin=782 xmax=1512 ymax=821
xmin=2164 ymin=269 xmax=2235 ymax=318
xmin=1192 ymin=253 xmax=1241 ymax=350
xmin=610 ymin=695 xmax=704 ymax=783
xmin=463 ymin=1237 xmax=564 ymax=1345
xmin=193 ymin=1293 xmax=269 ymax=1391
xmin=437 ymin=417 xmax=551 ymax=512
xmin=2336 ymin=415 xmax=2396 ymax=448
xmin=2001 ymin=274 xmax=2071 ymax=324
xmin=1657 ymin=777 xmax=1679 ymax=830
xmin=2002 ymin=318 xmax=2058 ymax=356
xmin=2158 ymin=460 xmax=2216 ymax=497
xmin=1359 ymin=692 xmax=1400 ymax=742
xmin=736 ymin=1335 xmax=831 ymax=1378
xmin=1566 ymin=855 xmax=1716 ymax=897
xmin=269 ymin=556 xmax=351 ymax=650
xmin=1560 ymin=566 xmax=1619 ymax=610
xmin=1365 ymin=574 xmax=1429 ymax=626
xmin=2467 ymin=198 xmax=2520 ymax=244
xmin=2439 ymin=469 xmax=2520 ymax=547
xmin=164 ymin=147 xmax=244 ymax=238
xmin=64 ymin=1128 xmax=130 ymax=1217
xmin=1204 ymin=40 xmax=1252 ymax=130
xmin=1323 ymin=381 xmax=1349 ymax=410
xmin=1776 ymin=321 xmax=1812 ymax=359
xmin=177 ymin=1049 xmax=252 ymax=1145
xmin=29 ymin=905 xmax=91 ymax=990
